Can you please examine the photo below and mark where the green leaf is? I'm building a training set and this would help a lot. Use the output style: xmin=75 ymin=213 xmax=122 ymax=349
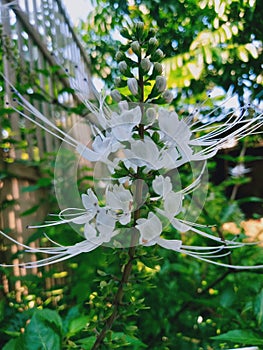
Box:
xmin=37 ymin=177 xmax=52 ymax=187
xmin=111 ymin=332 xmax=147 ymax=348
xmin=220 ymin=202 xmax=239 ymax=222
xmin=237 ymin=197 xmax=263 ymax=204
xmin=58 ymin=87 xmax=75 ymax=95
xmin=254 ymin=289 xmax=263 ymax=329
xmin=219 ymin=286 xmax=236 ymax=308
xmin=21 ymin=184 xmax=40 ymax=193
xmin=20 ymin=204 xmax=40 ymax=217
xmin=76 ymin=336 xmax=97 ymax=349
xmin=67 ymin=316 xmax=90 ymax=337
xmin=211 ymin=330 xmax=263 ymax=345
xmin=3 ymin=338 xmax=22 ymax=350
xmin=23 ymin=309 xmax=62 ymax=350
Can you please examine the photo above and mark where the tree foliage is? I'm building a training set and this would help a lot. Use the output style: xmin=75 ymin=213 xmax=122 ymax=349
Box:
xmin=79 ymin=0 xmax=263 ymax=104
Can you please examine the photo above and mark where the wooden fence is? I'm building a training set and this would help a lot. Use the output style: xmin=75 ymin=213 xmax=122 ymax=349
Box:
xmin=0 ymin=0 xmax=94 ymax=301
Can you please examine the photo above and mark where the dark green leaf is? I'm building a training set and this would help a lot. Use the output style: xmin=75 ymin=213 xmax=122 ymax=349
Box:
xmin=76 ymin=336 xmax=97 ymax=349
xmin=67 ymin=316 xmax=90 ymax=337
xmin=23 ymin=309 xmax=62 ymax=350
xmin=254 ymin=289 xmax=263 ymax=329
xmin=20 ymin=204 xmax=40 ymax=217
xmin=211 ymin=330 xmax=263 ymax=345
xmin=3 ymin=338 xmax=22 ymax=350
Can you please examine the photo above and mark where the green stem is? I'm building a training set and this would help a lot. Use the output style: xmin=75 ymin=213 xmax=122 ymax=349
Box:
xmin=91 ymin=72 xmax=145 ymax=349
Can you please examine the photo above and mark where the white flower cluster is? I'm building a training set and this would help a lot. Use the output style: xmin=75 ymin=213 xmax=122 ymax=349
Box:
xmin=1 ymin=75 xmax=263 ymax=269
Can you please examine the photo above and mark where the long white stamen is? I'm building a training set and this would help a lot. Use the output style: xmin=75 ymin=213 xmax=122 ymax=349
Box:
xmin=181 ymin=250 xmax=263 ymax=269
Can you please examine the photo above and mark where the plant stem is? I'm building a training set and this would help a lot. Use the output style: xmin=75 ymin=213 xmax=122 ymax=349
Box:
xmin=91 ymin=245 xmax=137 ymax=350
xmin=91 ymin=132 xmax=144 ymax=350
xmin=92 ymin=43 xmax=146 ymax=349
xmin=91 ymin=182 xmax=143 ymax=349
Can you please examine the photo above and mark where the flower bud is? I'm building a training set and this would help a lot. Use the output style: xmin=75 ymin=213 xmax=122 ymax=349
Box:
xmin=110 ymin=89 xmax=122 ymax=102
xmin=146 ymin=37 xmax=159 ymax=55
xmin=135 ymin=21 xmax=144 ymax=33
xmin=114 ymin=77 xmax=126 ymax=88
xmin=145 ymin=107 xmax=157 ymax=124
xmin=162 ymin=90 xmax=174 ymax=103
xmin=131 ymin=41 xmax=141 ymax=56
xmin=151 ymin=62 xmax=163 ymax=78
xmin=118 ymin=61 xmax=133 ymax=77
xmin=127 ymin=78 xmax=138 ymax=95
xmin=118 ymin=61 xmax=128 ymax=74
xmin=120 ymin=27 xmax=131 ymax=39
xmin=140 ymin=58 xmax=151 ymax=73
xmin=156 ymin=76 xmax=167 ymax=93
xmin=151 ymin=48 xmax=164 ymax=62
xmin=115 ymin=51 xmax=126 ymax=62
xmin=133 ymin=21 xmax=146 ymax=41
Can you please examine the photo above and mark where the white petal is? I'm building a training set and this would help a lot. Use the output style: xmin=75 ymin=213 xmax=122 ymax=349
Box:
xmin=152 ymin=175 xmax=172 ymax=198
xmin=156 ymin=237 xmax=182 ymax=251
xmin=164 ymin=192 xmax=183 ymax=216
xmin=136 ymin=212 xmax=162 ymax=242
xmin=82 ymin=189 xmax=98 ymax=211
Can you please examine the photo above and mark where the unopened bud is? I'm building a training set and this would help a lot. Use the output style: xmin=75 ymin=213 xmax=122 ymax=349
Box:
xmin=145 ymin=107 xmax=157 ymax=124
xmin=134 ymin=21 xmax=145 ymax=40
xmin=110 ymin=89 xmax=122 ymax=102
xmin=114 ymin=77 xmax=126 ymax=88
xmin=147 ymin=37 xmax=159 ymax=55
xmin=140 ymin=58 xmax=151 ymax=73
xmin=152 ymin=62 xmax=163 ymax=77
xmin=120 ymin=27 xmax=131 ymax=39
xmin=127 ymin=78 xmax=139 ymax=95
xmin=131 ymin=41 xmax=141 ymax=56
xmin=162 ymin=90 xmax=174 ymax=103
xmin=118 ymin=61 xmax=128 ymax=74
xmin=135 ymin=21 xmax=144 ymax=32
xmin=115 ymin=51 xmax=126 ymax=62
xmin=156 ymin=76 xmax=167 ymax=93
xmin=151 ymin=48 xmax=164 ymax=62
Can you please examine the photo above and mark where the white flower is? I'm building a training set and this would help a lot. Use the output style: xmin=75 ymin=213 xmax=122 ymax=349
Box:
xmin=158 ymin=106 xmax=263 ymax=163
xmin=94 ymin=208 xmax=118 ymax=241
xmin=106 ymin=184 xmax=133 ymax=225
xmin=134 ymin=210 xmax=255 ymax=269
xmin=124 ymin=137 xmax=180 ymax=170
xmin=152 ymin=175 xmax=172 ymax=199
xmin=26 ymin=189 xmax=99 ymax=230
xmin=76 ymin=134 xmax=114 ymax=162
xmin=0 ymin=230 xmax=102 ymax=268
xmin=136 ymin=212 xmax=162 ymax=243
xmin=2 ymin=75 xmax=263 ymax=271
xmin=110 ymin=106 xmax=141 ymax=141
xmin=230 ymin=164 xmax=251 ymax=178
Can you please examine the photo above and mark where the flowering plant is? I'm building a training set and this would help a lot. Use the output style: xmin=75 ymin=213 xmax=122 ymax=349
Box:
xmin=1 ymin=21 xmax=263 ymax=348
